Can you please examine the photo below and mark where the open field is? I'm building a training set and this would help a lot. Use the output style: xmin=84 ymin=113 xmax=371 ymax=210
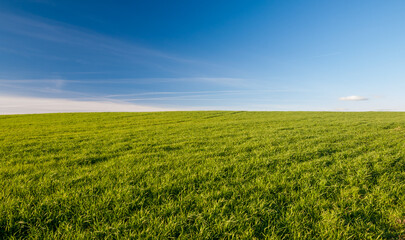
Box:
xmin=0 ymin=112 xmax=404 ymax=239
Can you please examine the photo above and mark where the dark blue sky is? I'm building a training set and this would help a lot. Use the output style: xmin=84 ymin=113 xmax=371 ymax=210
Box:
xmin=1 ymin=0 xmax=405 ymax=112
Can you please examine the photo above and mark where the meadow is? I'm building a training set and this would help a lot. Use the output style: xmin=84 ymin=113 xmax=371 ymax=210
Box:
xmin=0 ymin=111 xmax=404 ymax=239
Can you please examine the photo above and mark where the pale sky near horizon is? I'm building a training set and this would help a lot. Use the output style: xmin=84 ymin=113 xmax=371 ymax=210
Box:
xmin=1 ymin=0 xmax=405 ymax=113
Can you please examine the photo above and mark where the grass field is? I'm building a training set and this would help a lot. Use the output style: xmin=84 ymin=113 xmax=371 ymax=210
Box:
xmin=1 ymin=111 xmax=404 ymax=239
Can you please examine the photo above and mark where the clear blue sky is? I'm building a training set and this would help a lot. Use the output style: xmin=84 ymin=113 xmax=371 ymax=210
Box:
xmin=1 ymin=0 xmax=405 ymax=112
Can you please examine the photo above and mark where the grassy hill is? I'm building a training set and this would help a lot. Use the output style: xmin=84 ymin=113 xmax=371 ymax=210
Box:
xmin=0 ymin=112 xmax=404 ymax=239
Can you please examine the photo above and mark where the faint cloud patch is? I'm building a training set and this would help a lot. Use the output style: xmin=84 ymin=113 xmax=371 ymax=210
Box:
xmin=339 ymin=96 xmax=368 ymax=101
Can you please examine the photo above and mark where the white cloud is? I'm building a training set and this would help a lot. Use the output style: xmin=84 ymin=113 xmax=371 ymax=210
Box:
xmin=339 ymin=96 xmax=368 ymax=101
xmin=0 ymin=96 xmax=172 ymax=115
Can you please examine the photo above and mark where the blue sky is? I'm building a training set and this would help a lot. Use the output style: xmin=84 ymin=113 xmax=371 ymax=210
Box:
xmin=1 ymin=0 xmax=405 ymax=113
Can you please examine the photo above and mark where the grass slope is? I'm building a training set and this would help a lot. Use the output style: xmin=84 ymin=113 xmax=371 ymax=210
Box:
xmin=0 ymin=112 xmax=405 ymax=239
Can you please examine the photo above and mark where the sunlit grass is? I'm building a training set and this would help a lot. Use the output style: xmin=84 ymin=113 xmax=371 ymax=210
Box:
xmin=1 ymin=112 xmax=404 ymax=239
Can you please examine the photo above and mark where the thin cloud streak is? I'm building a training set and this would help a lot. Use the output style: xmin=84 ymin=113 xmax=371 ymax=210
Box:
xmin=0 ymin=95 xmax=174 ymax=115
xmin=0 ymin=77 xmax=307 ymax=110
xmin=105 ymin=90 xmax=241 ymax=98
xmin=0 ymin=77 xmax=300 ymax=96
xmin=106 ymin=89 xmax=302 ymax=99
xmin=0 ymin=81 xmax=86 ymax=98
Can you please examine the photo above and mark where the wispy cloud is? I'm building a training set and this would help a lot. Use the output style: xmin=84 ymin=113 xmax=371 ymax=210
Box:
xmin=0 ymin=11 xmax=250 ymax=92
xmin=105 ymin=90 xmax=240 ymax=98
xmin=112 ymin=77 xmax=251 ymax=88
xmin=0 ymin=12 xmax=195 ymax=73
xmin=0 ymin=79 xmax=79 ymax=97
xmin=0 ymin=95 xmax=173 ymax=115
xmin=339 ymin=96 xmax=368 ymax=101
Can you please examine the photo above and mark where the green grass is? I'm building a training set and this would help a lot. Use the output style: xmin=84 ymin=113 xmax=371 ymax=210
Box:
xmin=0 ymin=111 xmax=404 ymax=239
